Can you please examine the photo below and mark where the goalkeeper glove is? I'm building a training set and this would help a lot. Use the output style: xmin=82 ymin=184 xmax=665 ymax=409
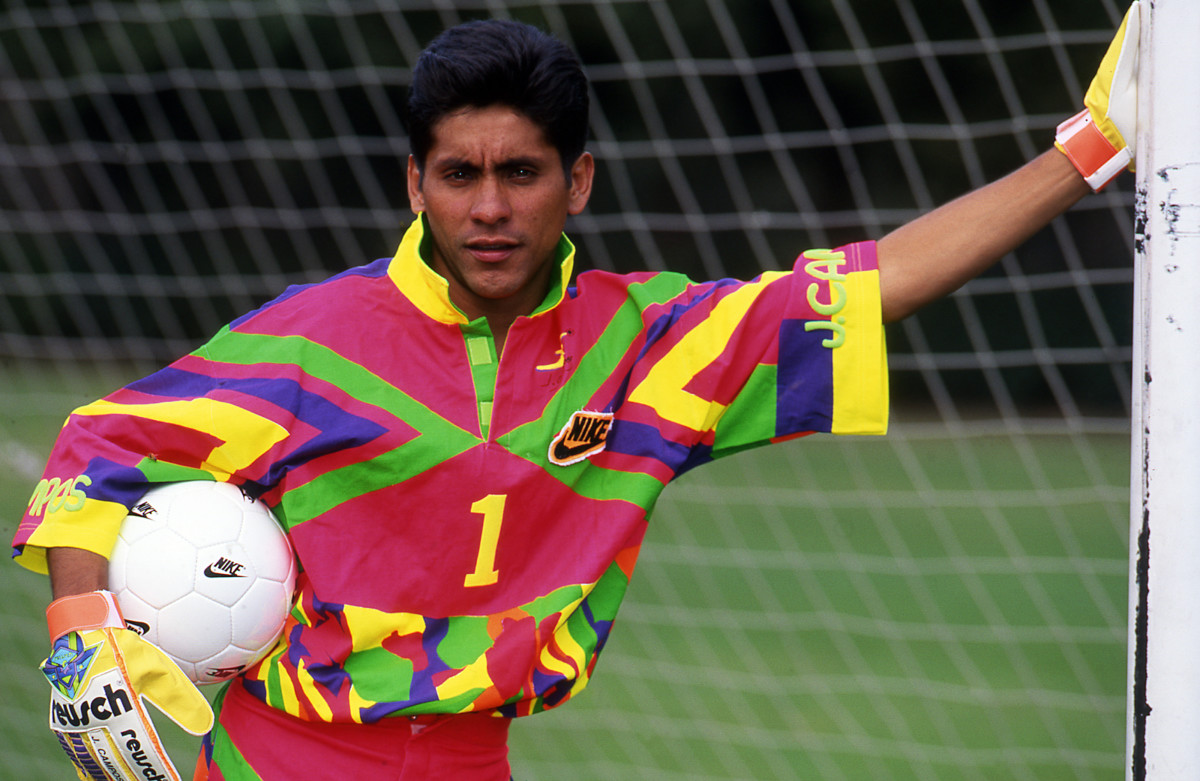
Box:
xmin=1056 ymin=1 xmax=1141 ymax=191
xmin=41 ymin=590 xmax=214 ymax=781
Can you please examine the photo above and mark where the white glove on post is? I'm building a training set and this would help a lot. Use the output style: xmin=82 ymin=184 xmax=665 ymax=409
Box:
xmin=1055 ymin=1 xmax=1141 ymax=191
xmin=41 ymin=591 xmax=214 ymax=781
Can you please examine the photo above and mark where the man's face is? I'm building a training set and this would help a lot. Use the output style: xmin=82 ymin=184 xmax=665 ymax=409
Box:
xmin=407 ymin=105 xmax=593 ymax=325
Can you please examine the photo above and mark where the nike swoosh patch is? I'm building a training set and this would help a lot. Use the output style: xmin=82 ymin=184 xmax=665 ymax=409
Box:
xmin=548 ymin=410 xmax=613 ymax=466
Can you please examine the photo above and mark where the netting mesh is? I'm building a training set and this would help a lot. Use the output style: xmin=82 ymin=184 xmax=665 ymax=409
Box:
xmin=1 ymin=0 xmax=1134 ymax=407
xmin=0 ymin=1 xmax=1132 ymax=779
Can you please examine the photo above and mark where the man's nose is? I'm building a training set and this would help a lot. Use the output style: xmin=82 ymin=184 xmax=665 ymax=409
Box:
xmin=470 ymin=177 xmax=511 ymax=223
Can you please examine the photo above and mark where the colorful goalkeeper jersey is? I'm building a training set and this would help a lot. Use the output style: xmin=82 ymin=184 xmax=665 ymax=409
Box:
xmin=14 ymin=215 xmax=888 ymax=723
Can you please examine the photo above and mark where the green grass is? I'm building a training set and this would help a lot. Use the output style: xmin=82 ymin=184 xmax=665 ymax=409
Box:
xmin=1 ymin=362 xmax=1130 ymax=779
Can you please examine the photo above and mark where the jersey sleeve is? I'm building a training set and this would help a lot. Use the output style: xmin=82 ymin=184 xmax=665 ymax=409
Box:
xmin=610 ymin=241 xmax=888 ymax=472
xmin=12 ymin=327 xmax=286 ymax=574
xmin=715 ymin=240 xmax=888 ymax=454
xmin=13 ymin=258 xmax=411 ymax=575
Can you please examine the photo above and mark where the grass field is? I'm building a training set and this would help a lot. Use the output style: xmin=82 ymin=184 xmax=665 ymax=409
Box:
xmin=1 ymin=362 xmax=1130 ymax=780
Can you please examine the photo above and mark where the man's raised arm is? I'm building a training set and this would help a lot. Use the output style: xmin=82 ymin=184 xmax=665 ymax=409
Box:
xmin=876 ymin=1 xmax=1140 ymax=323
xmin=877 ymin=150 xmax=1089 ymax=323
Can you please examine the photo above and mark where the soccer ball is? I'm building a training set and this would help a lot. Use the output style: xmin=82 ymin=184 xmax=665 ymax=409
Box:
xmin=108 ymin=481 xmax=297 ymax=685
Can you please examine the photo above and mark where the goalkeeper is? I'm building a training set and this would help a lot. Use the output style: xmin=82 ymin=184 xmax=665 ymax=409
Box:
xmin=14 ymin=5 xmax=1141 ymax=780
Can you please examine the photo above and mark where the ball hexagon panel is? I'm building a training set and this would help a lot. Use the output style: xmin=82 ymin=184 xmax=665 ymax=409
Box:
xmin=157 ymin=592 xmax=235 ymax=663
xmin=118 ymin=527 xmax=199 ymax=608
xmin=236 ymin=504 xmax=296 ymax=583
xmin=153 ymin=481 xmax=248 ymax=548
xmin=231 ymin=578 xmax=294 ymax=651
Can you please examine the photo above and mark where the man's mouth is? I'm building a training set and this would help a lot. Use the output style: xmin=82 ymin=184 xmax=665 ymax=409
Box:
xmin=466 ymin=239 xmax=519 ymax=262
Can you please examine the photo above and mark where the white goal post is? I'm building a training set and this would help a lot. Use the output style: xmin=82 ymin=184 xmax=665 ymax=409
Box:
xmin=1129 ymin=0 xmax=1200 ymax=778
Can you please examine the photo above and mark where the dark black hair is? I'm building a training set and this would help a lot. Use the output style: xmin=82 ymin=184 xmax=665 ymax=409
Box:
xmin=406 ymin=19 xmax=589 ymax=174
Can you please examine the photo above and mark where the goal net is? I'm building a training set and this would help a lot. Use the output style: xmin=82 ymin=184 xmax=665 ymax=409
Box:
xmin=0 ymin=1 xmax=1133 ymax=779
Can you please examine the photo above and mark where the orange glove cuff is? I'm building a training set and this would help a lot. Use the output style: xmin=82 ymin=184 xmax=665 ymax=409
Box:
xmin=1055 ymin=108 xmax=1133 ymax=192
xmin=46 ymin=590 xmax=124 ymax=642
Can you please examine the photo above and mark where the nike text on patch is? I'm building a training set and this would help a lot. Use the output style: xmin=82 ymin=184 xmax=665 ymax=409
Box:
xmin=548 ymin=410 xmax=613 ymax=466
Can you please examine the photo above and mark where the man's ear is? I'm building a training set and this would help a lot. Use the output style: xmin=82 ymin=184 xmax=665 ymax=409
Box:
xmin=407 ymin=155 xmax=425 ymax=214
xmin=567 ymin=152 xmax=595 ymax=216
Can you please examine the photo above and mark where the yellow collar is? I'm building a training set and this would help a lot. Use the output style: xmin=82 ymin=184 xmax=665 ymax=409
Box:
xmin=387 ymin=214 xmax=575 ymax=325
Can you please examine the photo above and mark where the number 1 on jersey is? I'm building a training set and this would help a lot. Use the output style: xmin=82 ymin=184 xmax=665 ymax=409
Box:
xmin=464 ymin=494 xmax=505 ymax=587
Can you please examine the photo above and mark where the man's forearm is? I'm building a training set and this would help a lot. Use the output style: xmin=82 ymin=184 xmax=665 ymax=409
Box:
xmin=47 ymin=547 xmax=109 ymax=600
xmin=876 ymin=148 xmax=1092 ymax=323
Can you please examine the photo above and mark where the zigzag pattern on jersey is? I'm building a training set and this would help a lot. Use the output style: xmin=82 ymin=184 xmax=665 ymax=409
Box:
xmin=242 ymin=553 xmax=634 ymax=721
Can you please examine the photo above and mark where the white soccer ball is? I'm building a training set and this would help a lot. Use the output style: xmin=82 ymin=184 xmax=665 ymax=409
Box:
xmin=108 ymin=481 xmax=297 ymax=685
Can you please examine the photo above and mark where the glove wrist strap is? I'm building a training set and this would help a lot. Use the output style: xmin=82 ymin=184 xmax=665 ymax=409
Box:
xmin=1055 ymin=108 xmax=1132 ymax=192
xmin=46 ymin=590 xmax=124 ymax=642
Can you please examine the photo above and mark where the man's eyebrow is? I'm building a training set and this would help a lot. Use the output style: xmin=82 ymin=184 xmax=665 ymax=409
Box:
xmin=498 ymin=156 xmax=544 ymax=171
xmin=431 ymin=155 xmax=478 ymax=172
